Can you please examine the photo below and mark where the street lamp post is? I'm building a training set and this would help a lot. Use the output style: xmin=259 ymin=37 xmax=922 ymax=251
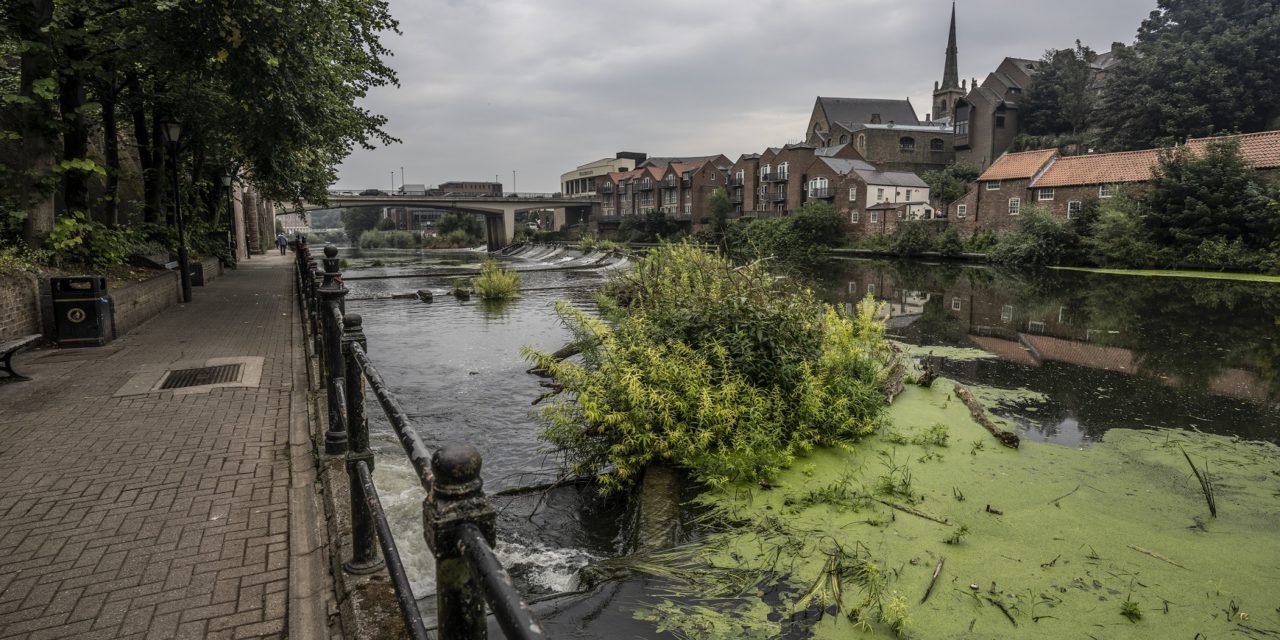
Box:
xmin=162 ymin=119 xmax=193 ymax=303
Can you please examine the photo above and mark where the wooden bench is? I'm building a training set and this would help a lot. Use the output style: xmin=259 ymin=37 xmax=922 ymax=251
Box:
xmin=1 ymin=334 xmax=41 ymax=381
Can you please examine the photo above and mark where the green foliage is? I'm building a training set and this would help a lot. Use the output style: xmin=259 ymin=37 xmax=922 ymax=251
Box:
xmin=47 ymin=212 xmax=135 ymax=270
xmin=935 ymin=226 xmax=964 ymax=257
xmin=990 ymin=206 xmax=1083 ymax=266
xmin=889 ymin=220 xmax=934 ymax=257
xmin=727 ymin=201 xmax=843 ymax=265
xmin=921 ymin=162 xmax=979 ymax=215
xmin=0 ymin=243 xmax=53 ymax=276
xmin=1022 ymin=42 xmax=1098 ymax=136
xmin=357 ymin=229 xmax=416 ymax=249
xmin=1097 ymin=0 xmax=1280 ymax=149
xmin=471 ymin=259 xmax=520 ymax=300
xmin=1144 ymin=139 xmax=1278 ymax=251
xmin=341 ymin=207 xmax=383 ymax=242
xmin=1084 ymin=197 xmax=1166 ymax=267
xmin=965 ymin=230 xmax=1000 ymax=253
xmin=524 ymin=243 xmax=890 ymax=491
xmin=617 ymin=210 xmax=684 ymax=243
xmin=707 ymin=188 xmax=732 ymax=248
xmin=375 ymin=217 xmax=397 ymax=231
xmin=436 ymin=211 xmax=483 ymax=238
xmin=1187 ymin=238 xmax=1280 ymax=273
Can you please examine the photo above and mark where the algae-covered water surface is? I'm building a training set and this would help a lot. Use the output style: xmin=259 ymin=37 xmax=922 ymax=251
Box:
xmin=630 ymin=380 xmax=1280 ymax=639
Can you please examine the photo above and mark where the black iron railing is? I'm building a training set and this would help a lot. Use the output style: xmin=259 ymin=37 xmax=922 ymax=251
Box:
xmin=292 ymin=240 xmax=545 ymax=640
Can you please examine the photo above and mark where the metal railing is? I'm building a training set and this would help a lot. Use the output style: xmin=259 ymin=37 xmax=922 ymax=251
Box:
xmin=292 ymin=240 xmax=545 ymax=640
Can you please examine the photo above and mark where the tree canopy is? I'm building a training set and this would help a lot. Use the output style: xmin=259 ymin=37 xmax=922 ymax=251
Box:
xmin=1021 ymin=42 xmax=1098 ymax=137
xmin=1097 ymin=0 xmax=1280 ymax=150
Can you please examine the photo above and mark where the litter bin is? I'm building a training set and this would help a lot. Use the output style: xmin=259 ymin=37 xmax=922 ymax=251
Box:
xmin=50 ymin=276 xmax=110 ymax=347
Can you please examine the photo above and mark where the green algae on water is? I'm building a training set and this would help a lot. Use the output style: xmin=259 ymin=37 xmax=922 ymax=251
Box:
xmin=1051 ymin=266 xmax=1280 ymax=283
xmin=894 ymin=341 xmax=999 ymax=362
xmin=626 ymin=378 xmax=1280 ymax=639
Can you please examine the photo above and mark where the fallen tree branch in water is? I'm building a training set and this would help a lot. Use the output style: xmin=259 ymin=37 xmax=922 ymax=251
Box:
xmin=953 ymin=383 xmax=1020 ymax=448
xmin=921 ymin=557 xmax=945 ymax=604
xmin=1127 ymin=544 xmax=1187 ymax=570
xmin=874 ymin=498 xmax=950 ymax=525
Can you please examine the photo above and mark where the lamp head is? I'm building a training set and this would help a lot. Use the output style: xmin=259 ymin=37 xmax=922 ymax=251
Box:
xmin=221 ymin=173 xmax=233 ymax=187
xmin=162 ymin=119 xmax=182 ymax=145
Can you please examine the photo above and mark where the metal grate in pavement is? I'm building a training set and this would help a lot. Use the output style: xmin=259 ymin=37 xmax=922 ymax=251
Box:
xmin=159 ymin=364 xmax=242 ymax=389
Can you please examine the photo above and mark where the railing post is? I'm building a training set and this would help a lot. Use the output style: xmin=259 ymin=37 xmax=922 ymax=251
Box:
xmin=425 ymin=443 xmax=495 ymax=640
xmin=319 ymin=244 xmax=349 ymax=455
xmin=343 ymin=314 xmax=384 ymax=574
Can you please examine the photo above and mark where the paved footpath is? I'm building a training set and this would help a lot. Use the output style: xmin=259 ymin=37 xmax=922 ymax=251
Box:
xmin=0 ymin=253 xmax=332 ymax=639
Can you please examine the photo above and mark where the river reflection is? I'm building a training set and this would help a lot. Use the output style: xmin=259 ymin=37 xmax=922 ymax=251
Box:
xmin=814 ymin=259 xmax=1280 ymax=446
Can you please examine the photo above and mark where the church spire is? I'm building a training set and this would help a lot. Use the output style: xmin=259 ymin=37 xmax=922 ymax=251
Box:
xmin=941 ymin=2 xmax=960 ymax=90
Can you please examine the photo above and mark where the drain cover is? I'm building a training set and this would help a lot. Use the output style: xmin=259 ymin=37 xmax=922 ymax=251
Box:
xmin=160 ymin=364 xmax=242 ymax=389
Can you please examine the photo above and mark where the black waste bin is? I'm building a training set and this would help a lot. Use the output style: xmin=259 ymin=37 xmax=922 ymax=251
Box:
xmin=50 ymin=276 xmax=110 ymax=347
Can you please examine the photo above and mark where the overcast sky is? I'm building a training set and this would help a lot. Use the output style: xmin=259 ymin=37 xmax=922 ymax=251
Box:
xmin=334 ymin=0 xmax=1156 ymax=193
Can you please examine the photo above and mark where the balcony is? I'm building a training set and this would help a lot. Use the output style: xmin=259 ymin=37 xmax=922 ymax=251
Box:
xmin=729 ymin=193 xmax=743 ymax=203
xmin=636 ymin=182 xmax=654 ymax=191
xmin=728 ymin=176 xmax=744 ymax=187
xmin=662 ymin=180 xmax=679 ymax=189
xmin=808 ymin=188 xmax=834 ymax=199
xmin=769 ymin=191 xmax=786 ymax=202
xmin=681 ymin=177 xmax=691 ymax=186
xmin=764 ymin=172 xmax=789 ymax=182
xmin=598 ymin=184 xmax=614 ymax=194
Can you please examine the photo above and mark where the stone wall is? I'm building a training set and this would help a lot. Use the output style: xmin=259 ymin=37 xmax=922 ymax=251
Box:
xmin=110 ymin=271 xmax=180 ymax=339
xmin=0 ymin=273 xmax=41 ymax=342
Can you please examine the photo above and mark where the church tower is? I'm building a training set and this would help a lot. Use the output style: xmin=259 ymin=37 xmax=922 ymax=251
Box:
xmin=932 ymin=3 xmax=965 ymax=122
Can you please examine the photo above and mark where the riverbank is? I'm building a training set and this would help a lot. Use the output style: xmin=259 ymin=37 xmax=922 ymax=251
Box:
xmin=625 ymin=376 xmax=1280 ymax=638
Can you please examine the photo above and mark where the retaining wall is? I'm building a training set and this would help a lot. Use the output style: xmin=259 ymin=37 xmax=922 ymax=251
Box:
xmin=109 ymin=271 xmax=180 ymax=338
xmin=0 ymin=273 xmax=41 ymax=342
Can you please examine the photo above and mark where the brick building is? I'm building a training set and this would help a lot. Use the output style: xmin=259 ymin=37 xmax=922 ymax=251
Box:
xmin=595 ymin=155 xmax=733 ymax=232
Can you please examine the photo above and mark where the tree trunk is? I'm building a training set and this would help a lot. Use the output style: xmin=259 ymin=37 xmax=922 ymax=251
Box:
xmin=13 ymin=0 xmax=57 ymax=245
xmin=126 ymin=72 xmax=160 ymax=224
xmin=100 ymin=69 xmax=120 ymax=226
xmin=59 ymin=10 xmax=90 ymax=217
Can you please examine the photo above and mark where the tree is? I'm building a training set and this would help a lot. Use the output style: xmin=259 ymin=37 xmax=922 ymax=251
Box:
xmin=1097 ymin=0 xmax=1280 ymax=150
xmin=1143 ymin=138 xmax=1278 ymax=251
xmin=341 ymin=207 xmax=382 ymax=242
xmin=1022 ymin=42 xmax=1097 ymax=136
xmin=436 ymin=211 xmax=483 ymax=239
xmin=707 ymin=188 xmax=731 ymax=249
xmin=922 ymin=162 xmax=979 ymax=216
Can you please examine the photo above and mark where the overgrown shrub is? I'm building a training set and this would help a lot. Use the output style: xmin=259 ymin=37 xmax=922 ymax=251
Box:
xmin=1187 ymin=238 xmax=1280 ymax=273
xmin=935 ymin=226 xmax=964 ymax=257
xmin=727 ymin=201 xmax=843 ymax=264
xmin=1084 ymin=200 xmax=1166 ymax=267
xmin=990 ymin=207 xmax=1082 ymax=266
xmin=472 ymin=259 xmax=520 ymax=299
xmin=889 ymin=220 xmax=934 ymax=257
xmin=0 ymin=243 xmax=53 ymax=276
xmin=357 ymin=230 xmax=417 ymax=249
xmin=524 ymin=242 xmax=891 ymax=491
xmin=965 ymin=230 xmax=1000 ymax=253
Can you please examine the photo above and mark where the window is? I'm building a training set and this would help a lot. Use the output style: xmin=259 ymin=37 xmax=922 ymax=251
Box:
xmin=899 ymin=136 xmax=916 ymax=150
xmin=904 ymin=189 xmax=913 ymax=201
xmin=839 ymin=134 xmax=849 ymax=144
xmin=1038 ymin=188 xmax=1054 ymax=201
xmin=850 ymin=211 xmax=860 ymax=223
xmin=956 ymin=204 xmax=967 ymax=218
xmin=1001 ymin=304 xmax=1014 ymax=323
xmin=1067 ymin=201 xmax=1082 ymax=219
xmin=1027 ymin=321 xmax=1046 ymax=334
xmin=870 ymin=211 xmax=880 ymax=223
xmin=930 ymin=138 xmax=945 ymax=151
xmin=952 ymin=297 xmax=961 ymax=311
xmin=1008 ymin=197 xmax=1021 ymax=215
xmin=760 ymin=164 xmax=770 ymax=178
xmin=735 ymin=170 xmax=744 ymax=183
xmin=1099 ymin=184 xmax=1119 ymax=198
xmin=876 ymin=188 xmax=885 ymax=202
xmin=848 ymin=186 xmax=857 ymax=202
xmin=955 ymin=119 xmax=969 ymax=135
xmin=1058 ymin=306 xmax=1070 ymax=324
xmin=857 ymin=134 xmax=866 ymax=150
xmin=778 ymin=162 xmax=789 ymax=178
xmin=995 ymin=115 xmax=1006 ymax=128
xmin=986 ymin=180 xmax=1001 ymax=190
xmin=848 ymin=282 xmax=857 ymax=294
xmin=807 ymin=177 xmax=828 ymax=196
xmin=867 ymin=283 xmax=876 ymax=294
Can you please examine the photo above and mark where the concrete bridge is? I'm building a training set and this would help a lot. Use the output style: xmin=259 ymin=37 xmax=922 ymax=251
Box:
xmin=293 ymin=193 xmax=598 ymax=249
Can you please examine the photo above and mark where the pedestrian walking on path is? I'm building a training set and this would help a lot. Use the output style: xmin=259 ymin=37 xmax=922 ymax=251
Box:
xmin=276 ymin=231 xmax=288 ymax=255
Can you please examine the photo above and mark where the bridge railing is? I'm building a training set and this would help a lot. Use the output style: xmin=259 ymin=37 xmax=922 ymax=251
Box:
xmin=292 ymin=240 xmax=545 ymax=640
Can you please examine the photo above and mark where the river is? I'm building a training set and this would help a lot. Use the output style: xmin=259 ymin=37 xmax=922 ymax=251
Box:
xmin=338 ymin=245 xmax=1280 ymax=632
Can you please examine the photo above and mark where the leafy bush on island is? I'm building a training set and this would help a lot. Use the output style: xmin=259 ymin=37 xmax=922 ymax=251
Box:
xmin=472 ymin=260 xmax=520 ymax=300
xmin=523 ymin=242 xmax=892 ymax=491
xmin=726 ymin=201 xmax=844 ymax=265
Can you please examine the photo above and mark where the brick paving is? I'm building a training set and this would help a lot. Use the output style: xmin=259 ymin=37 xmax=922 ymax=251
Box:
xmin=0 ymin=254 xmax=326 ymax=639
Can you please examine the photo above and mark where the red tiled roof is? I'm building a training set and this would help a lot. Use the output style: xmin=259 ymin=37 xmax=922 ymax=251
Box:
xmin=1185 ymin=130 xmax=1280 ymax=169
xmin=1030 ymin=149 xmax=1163 ymax=188
xmin=607 ymin=169 xmax=644 ymax=183
xmin=977 ymin=149 xmax=1057 ymax=181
